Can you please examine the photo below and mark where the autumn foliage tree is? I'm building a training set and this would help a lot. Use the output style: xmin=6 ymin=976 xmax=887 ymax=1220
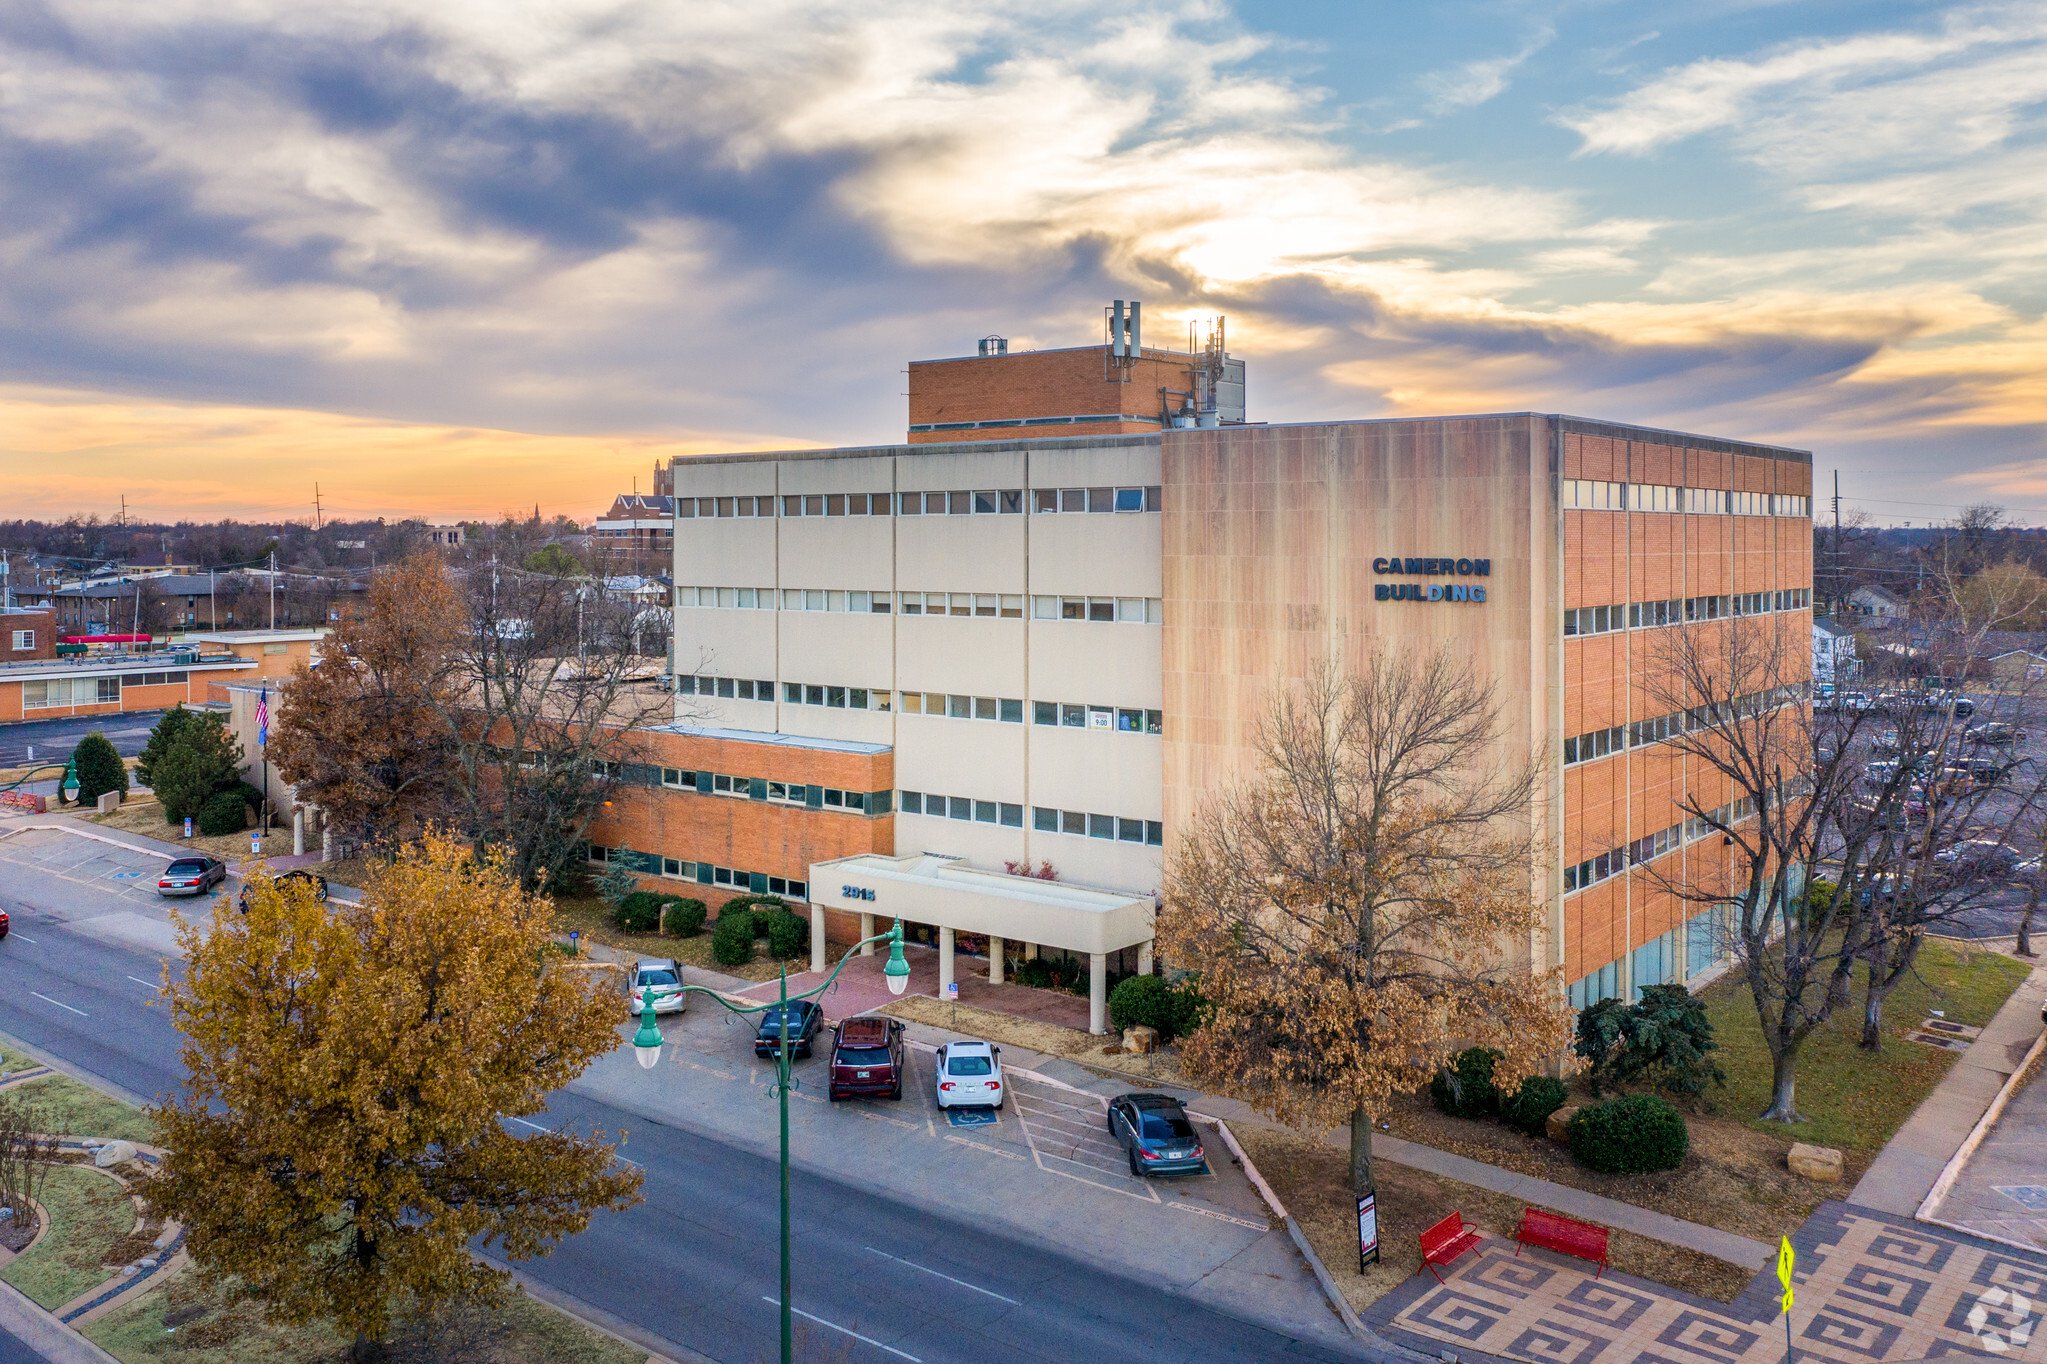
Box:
xmin=271 ymin=556 xmax=462 ymax=845
xmin=149 ymin=831 xmax=641 ymax=1362
xmin=1161 ymin=650 xmax=1570 ymax=1201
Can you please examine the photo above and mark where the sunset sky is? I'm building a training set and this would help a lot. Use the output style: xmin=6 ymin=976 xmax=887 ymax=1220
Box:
xmin=2 ymin=0 xmax=2042 ymax=525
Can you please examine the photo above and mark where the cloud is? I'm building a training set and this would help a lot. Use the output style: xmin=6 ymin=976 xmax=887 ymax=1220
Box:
xmin=1420 ymin=27 xmax=1553 ymax=116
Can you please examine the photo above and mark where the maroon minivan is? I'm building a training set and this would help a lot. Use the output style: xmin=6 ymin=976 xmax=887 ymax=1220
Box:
xmin=828 ymin=1016 xmax=905 ymax=1101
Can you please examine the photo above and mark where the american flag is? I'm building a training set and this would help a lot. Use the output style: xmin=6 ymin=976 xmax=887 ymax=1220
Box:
xmin=257 ymin=687 xmax=269 ymax=746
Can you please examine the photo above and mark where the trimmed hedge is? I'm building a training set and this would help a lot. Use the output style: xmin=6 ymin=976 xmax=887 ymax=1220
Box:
xmin=1500 ymin=1075 xmax=1569 ymax=1137
xmin=1107 ymin=975 xmax=1206 ymax=1041
xmin=664 ymin=899 xmax=707 ymax=938
xmin=711 ymin=911 xmax=756 ymax=966
xmin=1429 ymin=1047 xmax=1502 ymax=1120
xmin=614 ymin=891 xmax=666 ymax=933
xmin=1568 ymin=1093 xmax=1689 ymax=1174
xmin=763 ymin=909 xmax=808 ymax=961
xmin=196 ymin=789 xmax=248 ymax=836
xmin=71 ymin=732 xmax=128 ymax=806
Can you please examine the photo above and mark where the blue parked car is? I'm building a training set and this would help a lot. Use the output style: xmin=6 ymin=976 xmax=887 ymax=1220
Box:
xmin=1107 ymin=1093 xmax=1207 ymax=1177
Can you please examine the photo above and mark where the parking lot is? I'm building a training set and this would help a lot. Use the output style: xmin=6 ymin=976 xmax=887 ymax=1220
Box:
xmin=0 ymin=824 xmax=219 ymax=956
xmin=566 ymin=983 xmax=1339 ymax=1343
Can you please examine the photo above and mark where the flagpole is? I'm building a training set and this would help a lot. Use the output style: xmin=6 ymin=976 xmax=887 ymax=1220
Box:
xmin=258 ymin=685 xmax=269 ymax=852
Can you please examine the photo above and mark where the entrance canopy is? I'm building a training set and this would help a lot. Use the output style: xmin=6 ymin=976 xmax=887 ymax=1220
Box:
xmin=809 ymin=853 xmax=1154 ymax=956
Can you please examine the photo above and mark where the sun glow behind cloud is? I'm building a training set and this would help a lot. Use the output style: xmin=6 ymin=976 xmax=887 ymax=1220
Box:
xmin=0 ymin=0 xmax=2041 ymax=520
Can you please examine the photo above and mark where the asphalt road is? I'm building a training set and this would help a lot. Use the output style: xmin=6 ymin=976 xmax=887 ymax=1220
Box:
xmin=0 ymin=1321 xmax=46 ymax=1364
xmin=0 ymin=711 xmax=167 ymax=767
xmin=0 ymin=833 xmax=1365 ymax=1364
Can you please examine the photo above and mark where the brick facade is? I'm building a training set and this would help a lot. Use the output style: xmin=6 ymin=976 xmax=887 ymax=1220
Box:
xmin=908 ymin=346 xmax=1203 ymax=443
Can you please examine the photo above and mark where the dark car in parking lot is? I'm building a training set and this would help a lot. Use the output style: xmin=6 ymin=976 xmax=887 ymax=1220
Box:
xmin=1967 ymin=722 xmax=2026 ymax=747
xmin=1107 ymin=1092 xmax=1207 ymax=1177
xmin=0 ymin=907 xmax=8 ymax=940
xmin=828 ymin=1016 xmax=905 ymax=1101
xmin=157 ymin=855 xmax=226 ymax=897
xmin=754 ymin=999 xmax=824 ymax=1058
xmin=237 ymin=868 xmax=328 ymax=913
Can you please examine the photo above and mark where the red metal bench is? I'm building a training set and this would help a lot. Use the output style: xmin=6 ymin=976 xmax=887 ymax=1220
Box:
xmin=1515 ymin=1208 xmax=1609 ymax=1276
xmin=1418 ymin=1211 xmax=1481 ymax=1282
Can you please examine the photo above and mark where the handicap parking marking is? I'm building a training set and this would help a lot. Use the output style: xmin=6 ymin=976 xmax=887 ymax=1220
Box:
xmin=945 ymin=1107 xmax=999 ymax=1129
xmin=109 ymin=871 xmax=145 ymax=880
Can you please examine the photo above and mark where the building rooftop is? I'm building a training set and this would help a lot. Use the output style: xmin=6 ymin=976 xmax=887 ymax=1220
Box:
xmin=182 ymin=630 xmax=329 ymax=644
xmin=643 ymin=721 xmax=890 ymax=756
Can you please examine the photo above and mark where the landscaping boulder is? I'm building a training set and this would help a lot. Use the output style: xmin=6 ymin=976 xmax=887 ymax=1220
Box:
xmin=93 ymin=1140 xmax=138 ymax=1168
xmin=1123 ymin=1025 xmax=1157 ymax=1054
xmin=1546 ymin=1104 xmax=1582 ymax=1143
xmin=1788 ymin=1143 xmax=1843 ymax=1182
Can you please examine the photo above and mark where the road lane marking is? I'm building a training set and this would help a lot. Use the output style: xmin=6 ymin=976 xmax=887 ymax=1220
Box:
xmin=945 ymin=1135 xmax=1025 ymax=1162
xmin=863 ymin=1246 xmax=1020 ymax=1303
xmin=126 ymin=976 xmax=158 ymax=990
xmin=507 ymin=1117 xmax=551 ymax=1133
xmin=6 ymin=934 xmax=35 ymax=944
xmin=1169 ymin=1202 xmax=1267 ymax=1230
xmin=31 ymin=992 xmax=86 ymax=1017
xmin=761 ymin=1298 xmax=920 ymax=1362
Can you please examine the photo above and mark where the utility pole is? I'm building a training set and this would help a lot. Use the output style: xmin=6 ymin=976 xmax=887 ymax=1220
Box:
xmin=1831 ymin=469 xmax=1841 ymax=619
xmin=314 ymin=483 xmax=324 ymax=530
xmin=268 ymin=550 xmax=277 ymax=629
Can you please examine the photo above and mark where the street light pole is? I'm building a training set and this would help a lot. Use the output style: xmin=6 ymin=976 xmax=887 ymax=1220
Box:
xmin=630 ymin=918 xmax=910 ymax=1364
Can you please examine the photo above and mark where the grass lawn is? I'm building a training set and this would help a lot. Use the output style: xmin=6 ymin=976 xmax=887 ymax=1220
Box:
xmin=4 ymin=1075 xmax=159 ymax=1145
xmin=549 ymin=893 xmax=853 ymax=982
xmin=91 ymin=799 xmax=267 ymax=862
xmin=85 ymin=1273 xmax=648 ymax=1364
xmin=0 ymin=1164 xmax=138 ymax=1310
xmin=1236 ymin=1123 xmax=1753 ymax=1309
xmin=0 ymin=1042 xmax=39 ymax=1077
xmin=1694 ymin=936 xmax=2032 ymax=1152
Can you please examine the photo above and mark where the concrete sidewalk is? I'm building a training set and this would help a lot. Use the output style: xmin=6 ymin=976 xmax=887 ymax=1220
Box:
xmin=1849 ymin=959 xmax=2047 ymax=1216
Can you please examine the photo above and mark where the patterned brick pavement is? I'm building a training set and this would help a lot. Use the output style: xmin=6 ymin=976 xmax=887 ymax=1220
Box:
xmin=1367 ymin=1202 xmax=2047 ymax=1364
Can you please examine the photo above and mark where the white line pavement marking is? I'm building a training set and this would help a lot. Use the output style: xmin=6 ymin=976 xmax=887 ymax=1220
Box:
xmin=1169 ymin=1202 xmax=1268 ymax=1230
xmin=7 ymin=934 xmax=35 ymax=944
xmin=857 ymin=1109 xmax=919 ymax=1131
xmin=126 ymin=976 xmax=158 ymax=989
xmin=507 ymin=1117 xmax=551 ymax=1133
xmin=30 ymin=992 xmax=87 ymax=1017
xmin=762 ymin=1298 xmax=920 ymax=1362
xmin=945 ymin=1134 xmax=1025 ymax=1161
xmin=863 ymin=1246 xmax=1021 ymax=1303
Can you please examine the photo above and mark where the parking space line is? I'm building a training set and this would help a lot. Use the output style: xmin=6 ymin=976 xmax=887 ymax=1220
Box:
xmin=856 ymin=1109 xmax=920 ymax=1130
xmin=1169 ymin=1202 xmax=1267 ymax=1230
xmin=761 ymin=1298 xmax=920 ymax=1362
xmin=7 ymin=934 xmax=35 ymax=944
xmin=31 ymin=992 xmax=87 ymax=1017
xmin=863 ymin=1246 xmax=1020 ymax=1303
xmin=945 ymin=1135 xmax=1025 ymax=1161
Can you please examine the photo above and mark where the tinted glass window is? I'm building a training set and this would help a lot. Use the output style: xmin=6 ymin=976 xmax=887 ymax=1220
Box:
xmin=948 ymin=1056 xmax=994 ymax=1076
xmin=837 ymin=1047 xmax=892 ymax=1066
xmin=636 ymin=969 xmax=680 ymax=987
xmin=168 ymin=860 xmax=207 ymax=873
xmin=1140 ymin=1114 xmax=1194 ymax=1140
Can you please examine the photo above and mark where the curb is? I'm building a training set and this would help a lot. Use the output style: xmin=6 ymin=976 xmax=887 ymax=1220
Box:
xmin=473 ymin=1252 xmax=704 ymax=1364
xmin=1916 ymin=1023 xmax=2047 ymax=1223
xmin=0 ymin=1277 xmax=123 ymax=1364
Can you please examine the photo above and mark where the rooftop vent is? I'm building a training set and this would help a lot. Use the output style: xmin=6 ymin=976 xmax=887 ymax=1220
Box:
xmin=979 ymin=335 xmax=1008 ymax=357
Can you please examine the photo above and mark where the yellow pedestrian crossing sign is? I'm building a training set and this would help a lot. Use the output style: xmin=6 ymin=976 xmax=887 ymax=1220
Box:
xmin=1778 ymin=1236 xmax=1796 ymax=1313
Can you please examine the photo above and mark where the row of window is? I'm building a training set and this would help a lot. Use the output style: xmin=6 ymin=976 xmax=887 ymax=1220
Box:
xmin=1564 ymin=587 xmax=1813 ymax=638
xmin=1564 ymin=792 xmax=1769 ymax=896
xmin=1562 ymin=480 xmax=1811 ymax=517
xmin=1563 ymin=686 xmax=1798 ymax=765
xmin=894 ymin=790 xmax=1164 ymax=846
xmin=677 ymin=487 xmax=1164 ymax=520
xmin=587 ymin=844 xmax=810 ymax=900
xmin=643 ymin=764 xmax=894 ymax=815
xmin=673 ymin=587 xmax=1165 ymax=623
xmin=23 ymin=676 xmax=125 ymax=708
xmin=677 ymin=676 xmax=1160 ymax=734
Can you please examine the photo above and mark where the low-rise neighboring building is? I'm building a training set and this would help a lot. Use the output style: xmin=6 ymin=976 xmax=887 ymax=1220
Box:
xmin=1813 ymin=618 xmax=1858 ymax=684
xmin=175 ymin=630 xmax=327 ymax=686
xmin=1850 ymin=583 xmax=1910 ymax=622
xmin=592 ymin=495 xmax=676 ymax=552
xmin=0 ymin=648 xmax=257 ymax=722
xmin=427 ymin=525 xmax=466 ymax=547
xmin=2 ymin=608 xmax=56 ymax=663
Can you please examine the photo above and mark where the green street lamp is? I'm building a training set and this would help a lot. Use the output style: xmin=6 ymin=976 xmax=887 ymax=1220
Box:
xmin=60 ymin=755 xmax=79 ymax=804
xmin=629 ymin=916 xmax=907 ymax=1364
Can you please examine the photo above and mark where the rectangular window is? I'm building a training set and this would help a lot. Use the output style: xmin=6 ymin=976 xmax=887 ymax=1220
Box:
xmin=975 ymin=594 xmax=997 ymax=617
xmin=785 ymin=682 xmax=802 ymax=703
xmin=900 ymin=595 xmax=922 ymax=615
xmin=949 ymin=595 xmax=971 ymax=617
xmin=824 ymin=788 xmax=843 ymax=807
xmin=899 ymin=692 xmax=923 ymax=714
xmin=950 ymin=796 xmax=972 ymax=821
xmin=806 ymin=684 xmax=824 ymax=705
xmin=826 ymin=685 xmax=846 ymax=708
xmin=1062 ymin=810 xmax=1085 ymax=835
xmin=1087 ymin=487 xmax=1112 ymax=512
xmin=1001 ymin=490 xmax=1023 ymax=514
xmin=802 ymin=495 xmax=823 ymax=516
xmin=1117 ymin=708 xmax=1142 ymax=732
xmin=850 ymin=688 xmax=868 ymax=709
xmin=1146 ymin=820 xmax=1163 ymax=846
xmin=1145 ymin=486 xmax=1162 ymax=511
xmin=947 ymin=491 xmax=969 ymax=515
xmin=900 ymin=791 xmax=923 ymax=814
xmin=11 ymin=630 xmax=31 ymax=650
xmin=1032 ymin=595 xmax=1058 ymax=619
xmin=717 ymin=677 xmax=736 ymax=698
xmin=1087 ymin=813 xmax=1114 ymax=839
xmin=1147 ymin=709 xmax=1163 ymax=734
xmin=826 ymin=493 xmax=846 ymax=516
xmin=1034 ymin=806 xmax=1059 ymax=831
xmin=713 ymin=773 xmax=734 ymax=793
xmin=1061 ymin=488 xmax=1085 ymax=513
xmin=1034 ymin=700 xmax=1057 ymax=725
xmin=1061 ymin=598 xmax=1084 ymax=620
xmin=949 ymin=694 xmax=971 ymax=718
xmin=1117 ymin=598 xmax=1144 ymax=622
xmin=1034 ymin=489 xmax=1058 ymax=513
xmin=806 ymin=589 xmax=825 ymax=611
xmin=999 ymin=802 xmax=1023 ymax=827
xmin=1000 ymin=594 xmax=1023 ymax=618
xmin=999 ymin=698 xmax=1023 ymax=723
xmin=1114 ymin=487 xmax=1144 ymax=512
xmin=1062 ymin=703 xmax=1086 ymax=727
xmin=737 ymin=679 xmax=755 ymax=701
xmin=974 ymin=696 xmax=996 ymax=720
xmin=973 ymin=490 xmax=998 ymax=514
xmin=899 ymin=492 xmax=922 ymax=515
xmin=1117 ymin=817 xmax=1144 ymax=843
xmin=925 ymin=692 xmax=946 ymax=714
xmin=1088 ymin=599 xmax=1114 ymax=622
xmin=974 ymin=800 xmax=996 ymax=823
xmin=848 ymin=591 xmax=868 ymax=613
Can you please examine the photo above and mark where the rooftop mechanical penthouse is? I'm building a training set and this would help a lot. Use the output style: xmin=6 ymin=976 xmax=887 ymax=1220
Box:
xmin=593 ymin=306 xmax=1814 ymax=1032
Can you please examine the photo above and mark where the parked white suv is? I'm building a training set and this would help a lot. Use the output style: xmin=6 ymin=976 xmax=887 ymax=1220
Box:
xmin=934 ymin=1040 xmax=1004 ymax=1110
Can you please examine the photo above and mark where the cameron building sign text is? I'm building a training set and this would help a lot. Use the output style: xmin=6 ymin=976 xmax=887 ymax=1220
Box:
xmin=1372 ymin=556 xmax=1490 ymax=603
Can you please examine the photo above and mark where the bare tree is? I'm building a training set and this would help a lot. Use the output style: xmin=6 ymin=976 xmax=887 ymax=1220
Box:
xmin=1160 ymin=649 xmax=1570 ymax=1204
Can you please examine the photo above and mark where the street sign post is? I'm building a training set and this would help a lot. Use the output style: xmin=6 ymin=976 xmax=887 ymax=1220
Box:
xmin=1779 ymin=1236 xmax=1796 ymax=1364
xmin=1358 ymin=1193 xmax=1380 ymax=1270
xmin=946 ymin=980 xmax=959 ymax=1024
xmin=183 ymin=816 xmax=193 ymax=839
